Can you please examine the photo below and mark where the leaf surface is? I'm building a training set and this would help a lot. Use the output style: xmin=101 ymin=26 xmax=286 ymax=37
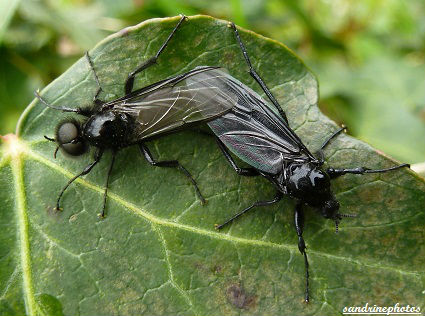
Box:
xmin=1 ymin=15 xmax=424 ymax=316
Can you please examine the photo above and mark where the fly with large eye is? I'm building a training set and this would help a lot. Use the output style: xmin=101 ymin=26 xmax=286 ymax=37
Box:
xmin=36 ymin=15 xmax=239 ymax=217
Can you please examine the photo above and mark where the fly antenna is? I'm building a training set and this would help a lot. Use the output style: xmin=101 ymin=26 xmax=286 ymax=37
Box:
xmin=334 ymin=212 xmax=356 ymax=233
xmin=44 ymin=136 xmax=59 ymax=159
xmin=53 ymin=146 xmax=59 ymax=159
xmin=44 ymin=135 xmax=55 ymax=142
xmin=35 ymin=91 xmax=81 ymax=114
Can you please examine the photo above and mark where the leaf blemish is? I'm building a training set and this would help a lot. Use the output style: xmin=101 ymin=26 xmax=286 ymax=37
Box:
xmin=226 ymin=284 xmax=257 ymax=310
xmin=213 ymin=264 xmax=222 ymax=274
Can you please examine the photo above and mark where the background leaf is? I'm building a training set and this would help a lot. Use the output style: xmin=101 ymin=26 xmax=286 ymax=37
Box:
xmin=0 ymin=0 xmax=21 ymax=43
xmin=1 ymin=15 xmax=424 ymax=316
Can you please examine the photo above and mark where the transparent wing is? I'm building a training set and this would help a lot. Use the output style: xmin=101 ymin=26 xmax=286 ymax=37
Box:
xmin=207 ymin=75 xmax=317 ymax=174
xmin=111 ymin=67 xmax=238 ymax=141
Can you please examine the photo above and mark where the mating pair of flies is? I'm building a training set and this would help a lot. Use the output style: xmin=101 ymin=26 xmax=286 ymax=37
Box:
xmin=36 ymin=15 xmax=409 ymax=302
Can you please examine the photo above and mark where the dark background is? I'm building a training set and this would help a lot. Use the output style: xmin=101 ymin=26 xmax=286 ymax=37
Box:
xmin=1 ymin=0 xmax=424 ymax=163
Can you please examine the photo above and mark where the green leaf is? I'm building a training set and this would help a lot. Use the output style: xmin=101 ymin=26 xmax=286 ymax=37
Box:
xmin=0 ymin=0 xmax=20 ymax=43
xmin=1 ymin=15 xmax=424 ymax=315
xmin=317 ymin=55 xmax=425 ymax=164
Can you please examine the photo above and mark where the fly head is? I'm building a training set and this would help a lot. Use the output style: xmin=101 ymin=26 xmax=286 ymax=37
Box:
xmin=320 ymin=198 xmax=340 ymax=219
xmin=287 ymin=163 xmax=349 ymax=229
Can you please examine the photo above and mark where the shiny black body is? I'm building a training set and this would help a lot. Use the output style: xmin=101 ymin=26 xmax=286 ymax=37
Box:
xmin=209 ymin=22 xmax=410 ymax=302
xmin=36 ymin=15 xmax=238 ymax=217
xmin=83 ymin=111 xmax=133 ymax=149
xmin=205 ymin=77 xmax=341 ymax=218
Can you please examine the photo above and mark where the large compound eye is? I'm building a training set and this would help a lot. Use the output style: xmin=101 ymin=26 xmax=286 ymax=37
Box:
xmin=56 ymin=121 xmax=86 ymax=156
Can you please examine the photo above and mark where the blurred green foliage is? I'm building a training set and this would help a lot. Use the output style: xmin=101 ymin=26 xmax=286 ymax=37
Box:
xmin=1 ymin=0 xmax=424 ymax=162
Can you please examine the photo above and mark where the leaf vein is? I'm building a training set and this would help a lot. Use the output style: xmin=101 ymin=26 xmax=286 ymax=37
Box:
xmin=152 ymin=224 xmax=195 ymax=311
xmin=26 ymin=149 xmax=422 ymax=278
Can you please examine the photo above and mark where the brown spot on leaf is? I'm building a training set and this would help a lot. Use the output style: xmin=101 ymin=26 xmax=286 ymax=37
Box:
xmin=212 ymin=264 xmax=222 ymax=274
xmin=194 ymin=262 xmax=206 ymax=272
xmin=223 ymin=51 xmax=236 ymax=64
xmin=194 ymin=262 xmax=223 ymax=275
xmin=226 ymin=284 xmax=257 ymax=310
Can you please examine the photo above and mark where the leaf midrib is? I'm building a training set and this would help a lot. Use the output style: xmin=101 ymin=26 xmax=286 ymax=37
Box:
xmin=11 ymin=150 xmax=37 ymax=316
xmin=24 ymin=145 xmax=421 ymax=278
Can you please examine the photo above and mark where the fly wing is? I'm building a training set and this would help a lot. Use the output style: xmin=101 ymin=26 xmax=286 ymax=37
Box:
xmin=111 ymin=67 xmax=238 ymax=141
xmin=204 ymin=73 xmax=317 ymax=174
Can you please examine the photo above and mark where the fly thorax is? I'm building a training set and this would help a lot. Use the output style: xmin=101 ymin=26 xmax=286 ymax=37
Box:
xmin=286 ymin=163 xmax=333 ymax=207
xmin=83 ymin=111 xmax=129 ymax=148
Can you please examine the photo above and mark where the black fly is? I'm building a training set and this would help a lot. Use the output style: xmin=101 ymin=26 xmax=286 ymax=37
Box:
xmin=36 ymin=15 xmax=237 ymax=217
xmin=35 ymin=15 xmax=411 ymax=302
xmin=198 ymin=22 xmax=410 ymax=302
